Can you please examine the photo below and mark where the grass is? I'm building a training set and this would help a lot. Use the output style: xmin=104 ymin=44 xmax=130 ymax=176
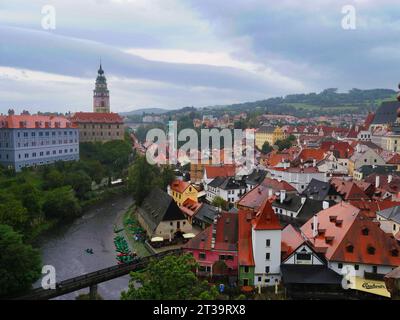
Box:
xmin=122 ymin=205 xmax=151 ymax=257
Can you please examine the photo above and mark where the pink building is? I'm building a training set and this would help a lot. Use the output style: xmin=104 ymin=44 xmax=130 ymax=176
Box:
xmin=183 ymin=211 xmax=238 ymax=277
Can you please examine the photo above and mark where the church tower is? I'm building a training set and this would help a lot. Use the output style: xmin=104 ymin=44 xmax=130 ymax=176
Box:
xmin=93 ymin=63 xmax=110 ymax=113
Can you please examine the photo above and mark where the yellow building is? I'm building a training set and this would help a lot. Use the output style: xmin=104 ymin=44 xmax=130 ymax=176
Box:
xmin=382 ymin=134 xmax=400 ymax=152
xmin=168 ymin=180 xmax=199 ymax=206
xmin=255 ymin=126 xmax=285 ymax=150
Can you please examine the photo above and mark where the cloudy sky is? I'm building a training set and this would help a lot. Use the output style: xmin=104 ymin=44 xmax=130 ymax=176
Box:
xmin=0 ymin=0 xmax=399 ymax=114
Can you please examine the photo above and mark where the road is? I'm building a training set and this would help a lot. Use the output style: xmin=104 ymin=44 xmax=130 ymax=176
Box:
xmin=34 ymin=194 xmax=134 ymax=300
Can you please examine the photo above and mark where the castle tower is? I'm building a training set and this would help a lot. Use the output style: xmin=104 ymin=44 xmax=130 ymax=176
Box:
xmin=93 ymin=63 xmax=110 ymax=113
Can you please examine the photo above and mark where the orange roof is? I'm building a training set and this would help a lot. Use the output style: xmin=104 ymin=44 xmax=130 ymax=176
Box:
xmin=301 ymin=202 xmax=400 ymax=266
xmin=349 ymin=200 xmax=400 ymax=218
xmin=180 ymin=198 xmax=202 ymax=217
xmin=204 ymin=164 xmax=236 ymax=179
xmin=0 ymin=114 xmax=76 ymax=129
xmin=238 ymin=210 xmax=255 ymax=266
xmin=71 ymin=112 xmax=123 ymax=123
xmin=170 ymin=180 xmax=190 ymax=194
xmin=330 ymin=178 xmax=369 ymax=200
xmin=252 ymin=199 xmax=281 ymax=231
xmin=298 ymin=149 xmax=326 ymax=162
xmin=237 ymin=177 xmax=295 ymax=211
xmin=281 ymin=224 xmax=305 ymax=261
xmin=320 ymin=141 xmax=354 ymax=159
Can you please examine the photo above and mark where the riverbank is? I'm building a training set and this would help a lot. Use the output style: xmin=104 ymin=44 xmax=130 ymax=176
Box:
xmin=122 ymin=205 xmax=152 ymax=257
xmin=35 ymin=194 xmax=135 ymax=300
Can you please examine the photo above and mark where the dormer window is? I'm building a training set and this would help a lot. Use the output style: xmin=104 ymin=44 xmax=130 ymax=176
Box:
xmin=391 ymin=249 xmax=399 ymax=257
xmin=346 ymin=244 xmax=354 ymax=253
xmin=367 ymin=246 xmax=376 ymax=255
xmin=362 ymin=227 xmax=369 ymax=236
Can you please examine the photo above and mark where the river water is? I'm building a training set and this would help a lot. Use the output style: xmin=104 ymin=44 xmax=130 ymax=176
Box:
xmin=35 ymin=194 xmax=134 ymax=300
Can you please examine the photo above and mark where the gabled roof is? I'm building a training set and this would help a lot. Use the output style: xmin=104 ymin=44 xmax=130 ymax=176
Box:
xmin=170 ymin=180 xmax=190 ymax=194
xmin=238 ymin=210 xmax=255 ymax=266
xmin=71 ymin=112 xmax=123 ymax=123
xmin=244 ymin=169 xmax=267 ymax=186
xmin=301 ymin=202 xmax=400 ymax=266
xmin=377 ymin=205 xmax=400 ymax=224
xmin=180 ymin=198 xmax=202 ymax=217
xmin=349 ymin=200 xmax=400 ymax=218
xmin=320 ymin=141 xmax=354 ymax=159
xmin=184 ymin=211 xmax=238 ymax=252
xmin=252 ymin=199 xmax=282 ymax=231
xmin=330 ymin=178 xmax=369 ymax=200
xmin=302 ymin=178 xmax=339 ymax=201
xmin=297 ymin=149 xmax=326 ymax=163
xmin=138 ymin=188 xmax=185 ymax=232
xmin=281 ymin=224 xmax=305 ymax=261
xmin=237 ymin=177 xmax=296 ymax=211
xmin=204 ymin=164 xmax=236 ymax=179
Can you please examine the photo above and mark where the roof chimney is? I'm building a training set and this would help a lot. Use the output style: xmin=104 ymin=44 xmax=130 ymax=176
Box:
xmin=280 ymin=190 xmax=286 ymax=204
xmin=323 ymin=201 xmax=330 ymax=210
xmin=376 ymin=175 xmax=380 ymax=188
xmin=388 ymin=175 xmax=393 ymax=184
xmin=312 ymin=215 xmax=318 ymax=238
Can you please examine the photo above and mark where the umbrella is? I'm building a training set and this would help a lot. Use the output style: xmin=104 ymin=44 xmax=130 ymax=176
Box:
xmin=183 ymin=233 xmax=196 ymax=239
xmin=151 ymin=237 xmax=164 ymax=242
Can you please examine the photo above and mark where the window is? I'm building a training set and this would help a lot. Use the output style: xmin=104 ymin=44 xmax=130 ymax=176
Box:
xmin=266 ymin=239 xmax=271 ymax=247
xmin=199 ymin=253 xmax=206 ymax=260
xmin=244 ymin=266 xmax=249 ymax=273
xmin=372 ymin=266 xmax=378 ymax=274
xmin=296 ymin=253 xmax=311 ymax=261
xmin=265 ymin=253 xmax=270 ymax=260
xmin=258 ymin=276 xmax=262 ymax=282
xmin=355 ymin=265 xmax=359 ymax=271
xmin=338 ymin=263 xmax=343 ymax=269
xmin=265 ymin=266 xmax=270 ymax=274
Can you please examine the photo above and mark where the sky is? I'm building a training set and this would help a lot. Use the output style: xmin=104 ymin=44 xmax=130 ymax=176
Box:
xmin=0 ymin=0 xmax=399 ymax=114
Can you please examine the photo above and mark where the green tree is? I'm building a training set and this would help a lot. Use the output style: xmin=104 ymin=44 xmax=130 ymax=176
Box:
xmin=121 ymin=254 xmax=218 ymax=300
xmin=42 ymin=186 xmax=81 ymax=220
xmin=43 ymin=169 xmax=64 ymax=190
xmin=128 ymin=156 xmax=159 ymax=205
xmin=0 ymin=192 xmax=29 ymax=232
xmin=261 ymin=142 xmax=273 ymax=154
xmin=0 ymin=224 xmax=42 ymax=297
xmin=64 ymin=170 xmax=92 ymax=200
xmin=158 ymin=166 xmax=176 ymax=190
xmin=211 ymin=196 xmax=228 ymax=211
xmin=275 ymin=138 xmax=293 ymax=151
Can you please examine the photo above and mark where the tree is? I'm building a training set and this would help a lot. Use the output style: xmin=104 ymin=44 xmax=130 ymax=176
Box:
xmin=128 ymin=156 xmax=159 ymax=205
xmin=42 ymin=186 xmax=81 ymax=220
xmin=0 ymin=224 xmax=42 ymax=297
xmin=121 ymin=254 xmax=218 ymax=300
xmin=261 ymin=142 xmax=273 ymax=154
xmin=158 ymin=166 xmax=175 ymax=190
xmin=0 ymin=192 xmax=29 ymax=232
xmin=275 ymin=138 xmax=293 ymax=151
xmin=43 ymin=169 xmax=64 ymax=190
xmin=64 ymin=170 xmax=92 ymax=200
xmin=212 ymin=196 xmax=228 ymax=211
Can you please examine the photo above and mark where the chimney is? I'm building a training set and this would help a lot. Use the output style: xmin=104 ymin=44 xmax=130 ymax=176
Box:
xmin=313 ymin=159 xmax=317 ymax=167
xmin=301 ymin=197 xmax=306 ymax=205
xmin=312 ymin=215 xmax=318 ymax=238
xmin=280 ymin=190 xmax=286 ymax=204
xmin=376 ymin=175 xmax=380 ymax=188
xmin=322 ymin=201 xmax=330 ymax=210
xmin=388 ymin=175 xmax=393 ymax=184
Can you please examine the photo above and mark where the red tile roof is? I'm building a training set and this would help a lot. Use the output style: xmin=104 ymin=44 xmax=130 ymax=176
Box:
xmin=0 ymin=114 xmax=76 ymax=129
xmin=320 ymin=141 xmax=354 ymax=159
xmin=204 ymin=164 xmax=236 ymax=179
xmin=237 ymin=178 xmax=295 ymax=211
xmin=170 ymin=180 xmax=190 ymax=194
xmin=238 ymin=210 xmax=255 ymax=266
xmin=180 ymin=198 xmax=202 ymax=217
xmin=70 ymin=112 xmax=123 ymax=123
xmin=330 ymin=178 xmax=369 ymax=200
xmin=301 ymin=202 xmax=400 ymax=266
xmin=252 ymin=199 xmax=281 ymax=231
xmin=349 ymin=200 xmax=400 ymax=218
xmin=297 ymin=149 xmax=326 ymax=163
xmin=184 ymin=211 xmax=238 ymax=251
xmin=281 ymin=224 xmax=305 ymax=261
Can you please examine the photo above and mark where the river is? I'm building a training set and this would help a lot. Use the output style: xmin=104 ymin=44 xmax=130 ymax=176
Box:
xmin=35 ymin=194 xmax=134 ymax=300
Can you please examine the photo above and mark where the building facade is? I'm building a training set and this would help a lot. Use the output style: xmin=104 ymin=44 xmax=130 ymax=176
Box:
xmin=71 ymin=112 xmax=124 ymax=143
xmin=0 ymin=114 xmax=79 ymax=172
xmin=255 ymin=126 xmax=285 ymax=150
